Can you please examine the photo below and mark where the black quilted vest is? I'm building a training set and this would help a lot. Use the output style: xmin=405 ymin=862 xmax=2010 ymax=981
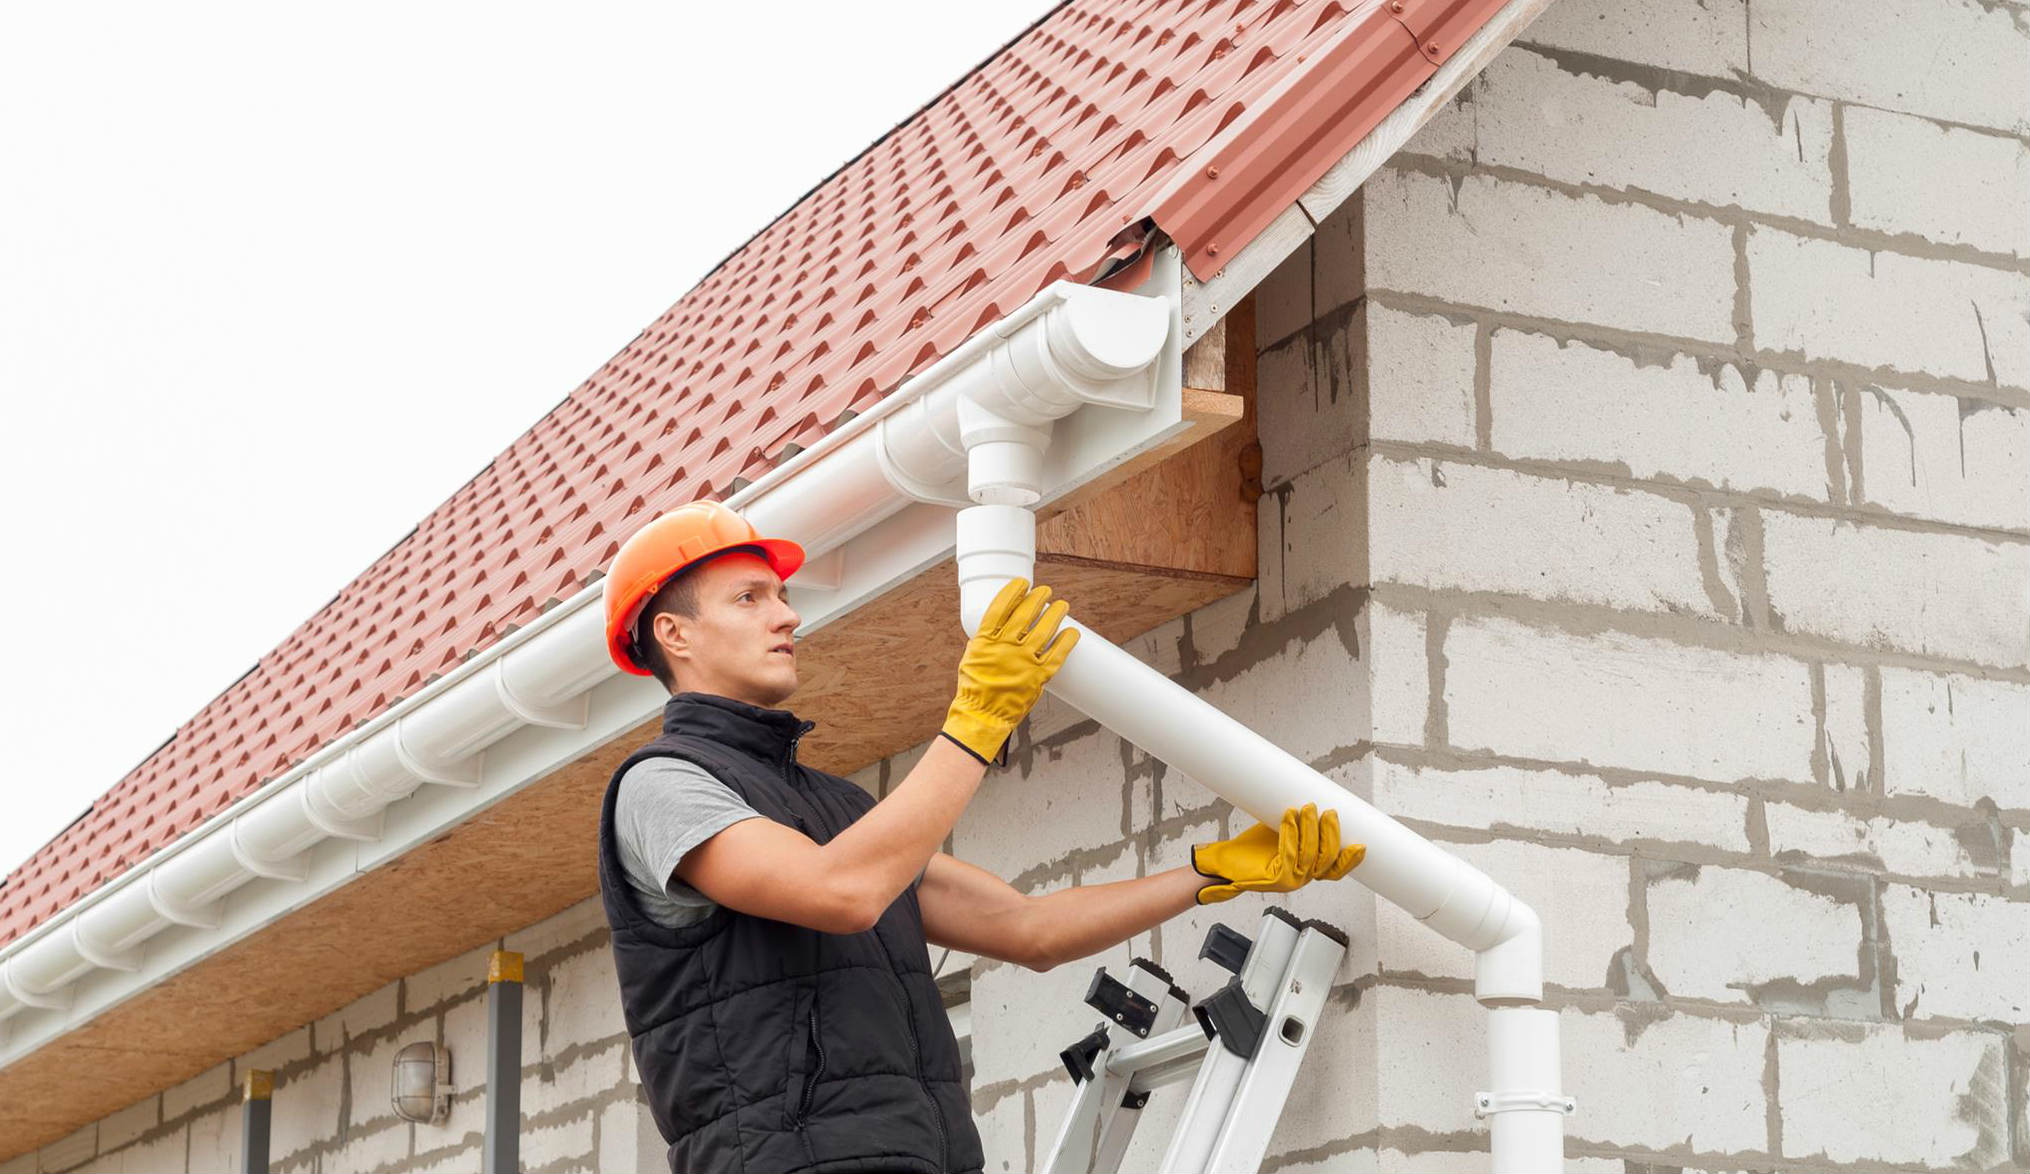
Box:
xmin=597 ymin=691 xmax=984 ymax=1174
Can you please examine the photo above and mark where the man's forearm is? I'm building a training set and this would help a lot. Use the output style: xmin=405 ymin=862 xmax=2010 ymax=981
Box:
xmin=1026 ymin=867 xmax=1207 ymax=970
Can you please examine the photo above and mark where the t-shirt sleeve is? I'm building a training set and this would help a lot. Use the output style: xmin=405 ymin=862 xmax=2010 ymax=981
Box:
xmin=615 ymin=756 xmax=763 ymax=905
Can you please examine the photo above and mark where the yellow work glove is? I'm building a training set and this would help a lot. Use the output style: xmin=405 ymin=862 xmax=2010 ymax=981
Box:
xmin=940 ymin=577 xmax=1081 ymax=765
xmin=1191 ymin=803 xmax=1364 ymax=905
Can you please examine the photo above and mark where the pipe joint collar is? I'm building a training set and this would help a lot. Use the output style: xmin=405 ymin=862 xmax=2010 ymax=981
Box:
xmin=954 ymin=505 xmax=1037 ymax=635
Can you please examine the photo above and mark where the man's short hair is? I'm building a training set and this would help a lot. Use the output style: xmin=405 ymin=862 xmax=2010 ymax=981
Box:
xmin=629 ymin=545 xmax=766 ymax=690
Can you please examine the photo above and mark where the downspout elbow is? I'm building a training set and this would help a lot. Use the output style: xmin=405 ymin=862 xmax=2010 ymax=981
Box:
xmin=1474 ymin=897 xmax=1543 ymax=1005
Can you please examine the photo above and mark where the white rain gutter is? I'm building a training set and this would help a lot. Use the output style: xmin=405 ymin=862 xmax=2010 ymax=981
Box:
xmin=0 ymin=247 xmax=1565 ymax=1170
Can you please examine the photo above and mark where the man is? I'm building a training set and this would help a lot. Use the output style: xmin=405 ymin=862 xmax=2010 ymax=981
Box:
xmin=596 ymin=500 xmax=1364 ymax=1174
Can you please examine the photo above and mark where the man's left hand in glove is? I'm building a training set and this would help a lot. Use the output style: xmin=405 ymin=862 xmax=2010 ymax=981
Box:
xmin=1190 ymin=802 xmax=1364 ymax=905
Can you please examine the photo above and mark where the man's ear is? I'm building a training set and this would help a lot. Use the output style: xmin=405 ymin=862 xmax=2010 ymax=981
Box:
xmin=651 ymin=610 xmax=689 ymax=668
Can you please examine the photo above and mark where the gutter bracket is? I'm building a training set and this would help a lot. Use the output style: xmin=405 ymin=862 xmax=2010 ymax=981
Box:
xmin=299 ymin=784 xmax=384 ymax=843
xmin=393 ymin=726 xmax=482 ymax=788
xmin=1 ymin=966 xmax=68 ymax=1013
xmin=492 ymin=661 xmax=588 ymax=731
xmin=145 ymin=869 xmax=222 ymax=931
xmin=1474 ymin=1090 xmax=1577 ymax=1118
xmin=70 ymin=921 xmax=142 ymax=973
xmin=229 ymin=816 xmax=309 ymax=883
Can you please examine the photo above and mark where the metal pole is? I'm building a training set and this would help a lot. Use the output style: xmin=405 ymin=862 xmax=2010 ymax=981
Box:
xmin=483 ymin=949 xmax=524 ymax=1174
xmin=238 ymin=1070 xmax=272 ymax=1174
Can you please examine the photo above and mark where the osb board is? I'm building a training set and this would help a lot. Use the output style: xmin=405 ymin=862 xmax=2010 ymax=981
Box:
xmin=0 ymin=334 xmax=1261 ymax=1159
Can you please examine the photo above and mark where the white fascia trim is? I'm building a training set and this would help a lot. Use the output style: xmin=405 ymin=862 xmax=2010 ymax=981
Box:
xmin=0 ymin=254 xmax=1194 ymax=1064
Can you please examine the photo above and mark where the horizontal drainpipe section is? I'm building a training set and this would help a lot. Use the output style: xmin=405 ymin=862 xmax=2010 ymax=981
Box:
xmin=955 ymin=496 xmax=1567 ymax=1169
xmin=0 ymin=280 xmax=1174 ymax=1039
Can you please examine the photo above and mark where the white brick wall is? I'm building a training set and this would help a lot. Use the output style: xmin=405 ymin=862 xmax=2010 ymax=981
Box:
xmin=1777 ymin=1021 xmax=2011 ymax=1167
xmin=1854 ymin=384 xmax=2030 ymax=532
xmin=1747 ymin=226 xmax=2030 ymax=390
xmin=1373 ymin=758 xmax=1753 ymax=853
xmin=1880 ymin=885 xmax=2030 ymax=1023
xmin=1488 ymin=329 xmax=1832 ymax=501
xmin=1749 ymin=0 xmax=2030 ymax=134
xmin=1458 ymin=48 xmax=1836 ymax=223
xmin=1442 ymin=615 xmax=1817 ymax=783
xmin=1879 ymin=666 xmax=2030 ymax=811
xmin=1366 ymin=167 xmax=1739 ymax=342
xmin=1760 ymin=509 xmax=2030 ymax=668
xmin=1646 ymin=865 xmax=1863 ymax=1002
xmin=1520 ymin=0 xmax=1748 ymax=78
xmin=1843 ymin=106 xmax=2030 ymax=258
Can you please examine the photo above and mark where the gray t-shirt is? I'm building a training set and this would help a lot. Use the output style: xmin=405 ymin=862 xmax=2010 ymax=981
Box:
xmin=614 ymin=756 xmax=763 ymax=928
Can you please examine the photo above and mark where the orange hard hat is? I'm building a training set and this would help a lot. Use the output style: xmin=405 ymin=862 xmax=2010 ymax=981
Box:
xmin=602 ymin=500 xmax=806 ymax=676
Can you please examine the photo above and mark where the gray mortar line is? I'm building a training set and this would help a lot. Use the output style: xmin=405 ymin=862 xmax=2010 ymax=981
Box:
xmin=1809 ymin=376 xmax=1849 ymax=506
xmin=1367 ymin=433 xmax=2030 ymax=543
xmin=1473 ymin=320 xmax=1494 ymax=451
xmin=1365 ymin=286 xmax=2030 ymax=409
xmin=1764 ymin=1028 xmax=1784 ymax=1159
xmin=1371 ymin=579 xmax=2030 ymax=686
xmin=1424 ymin=609 xmax=1451 ymax=751
xmin=1828 ymin=102 xmax=1852 ymax=228
xmin=1809 ymin=661 xmax=1831 ymax=789
xmin=1837 ymin=380 xmax=1869 ymax=504
xmin=1388 ymin=149 xmax=2030 ymax=276
xmin=1864 ymin=665 xmax=1886 ymax=797
xmin=1693 ymin=504 xmax=1744 ymax=623
xmin=1734 ymin=222 xmax=1756 ymax=355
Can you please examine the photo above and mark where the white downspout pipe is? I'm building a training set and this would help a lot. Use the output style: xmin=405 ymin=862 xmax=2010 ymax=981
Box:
xmin=953 ymin=453 xmax=1569 ymax=1171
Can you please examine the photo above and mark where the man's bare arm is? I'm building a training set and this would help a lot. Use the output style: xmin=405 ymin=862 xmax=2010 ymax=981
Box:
xmin=673 ymin=736 xmax=987 ymax=934
xmin=918 ymin=852 xmax=1206 ymax=972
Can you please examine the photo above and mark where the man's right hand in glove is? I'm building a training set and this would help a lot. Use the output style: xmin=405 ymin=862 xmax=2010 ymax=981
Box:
xmin=940 ymin=577 xmax=1081 ymax=765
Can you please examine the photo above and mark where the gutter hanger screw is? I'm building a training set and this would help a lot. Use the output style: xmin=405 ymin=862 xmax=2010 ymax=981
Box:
xmin=1428 ymin=41 xmax=1440 ymax=53
xmin=1208 ymin=243 xmax=1220 ymax=256
xmin=1207 ymin=165 xmax=1220 ymax=178
xmin=1390 ymin=1 xmax=1403 ymax=10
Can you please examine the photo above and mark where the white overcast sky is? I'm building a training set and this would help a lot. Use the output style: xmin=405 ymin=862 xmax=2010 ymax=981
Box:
xmin=0 ymin=2 xmax=1059 ymax=881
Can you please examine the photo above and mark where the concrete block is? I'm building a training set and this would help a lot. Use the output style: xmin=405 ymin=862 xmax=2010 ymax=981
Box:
xmin=972 ymin=946 xmax=1133 ymax=1084
xmin=1845 ymin=106 xmax=2030 ymax=257
xmin=1646 ymin=865 xmax=1861 ymax=1003
xmin=1377 ymin=839 xmax=1630 ymax=990
xmin=518 ymin=1114 xmax=595 ymax=1172
xmin=328 ymin=1123 xmax=409 ymax=1174
xmin=1820 ymin=661 xmax=1871 ymax=793
xmin=1313 ymin=188 xmax=1365 ymax=321
xmin=1365 ymin=167 xmax=1737 ymax=343
xmin=972 ymin=1086 xmax=1025 ymax=1174
xmin=37 ymin=1124 xmax=96 ymax=1174
xmin=1443 ymin=615 xmax=1818 ymax=784
xmin=1881 ymin=885 xmax=2030 ymax=1023
xmin=1364 ymin=599 xmax=1429 ymax=749
xmin=1467 ymin=49 xmax=1834 ymax=223
xmin=313 ymin=983 xmax=399 ymax=1053
xmin=1747 ymin=226 xmax=2030 ymax=390
xmin=527 ymin=1041 xmax=628 ymax=1118
xmin=503 ymin=895 xmax=607 ymax=963
xmin=1185 ymin=580 xmax=1256 ymax=667
xmin=1489 ymin=330 xmax=1831 ymax=501
xmin=1880 ymin=666 xmax=2030 ymax=812
xmin=1367 ymin=304 xmax=1479 ymax=452
xmin=185 ymin=1104 xmax=237 ymax=1174
xmin=955 ymin=726 xmax=1128 ymax=882
xmin=408 ymin=1143 xmax=482 ymax=1174
xmin=271 ymin=1053 xmax=343 ymax=1162
xmin=1751 ymin=0 xmax=2030 ymax=134
xmin=348 ymin=1031 xmax=415 ymax=1130
xmin=1521 ymin=0 xmax=1748 ymax=78
xmin=1373 ymin=758 xmax=1754 ymax=852
xmin=1855 ymin=385 xmax=2030 ymax=532
xmin=1370 ymin=986 xmax=1483 ymax=1135
xmin=1760 ymin=510 xmax=2030 ymax=669
xmin=1401 ymin=87 xmax=1479 ymax=165
xmin=1764 ymin=802 xmax=1991 ymax=881
xmin=239 ymin=1026 xmax=310 ymax=1079
xmin=1563 ymin=1006 xmax=1769 ymax=1153
xmin=440 ymin=995 xmax=489 ymax=1101
xmin=1259 ymin=985 xmax=1379 ymax=1158
xmin=404 ymin=943 xmax=497 ymax=1015
xmin=1777 ymin=1021 xmax=2011 ymax=1167
xmin=1274 ymin=451 xmax=1368 ymax=616
xmin=162 ymin=1060 xmax=232 ymax=1122
xmin=1195 ymin=616 xmax=1364 ymax=769
xmin=1256 ymin=310 xmax=1364 ymax=489
xmin=543 ymin=945 xmax=624 ymax=1058
xmin=597 ymin=1097 xmax=662 ymax=1174
xmin=429 ymin=1088 xmax=486 ymax=1155
xmin=95 ymin=1098 xmax=158 ymax=1155
xmin=1371 ymin=454 xmax=1721 ymax=617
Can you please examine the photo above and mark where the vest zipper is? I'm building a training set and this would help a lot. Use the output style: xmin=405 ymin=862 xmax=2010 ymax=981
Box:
xmin=797 ymin=1002 xmax=826 ymax=1125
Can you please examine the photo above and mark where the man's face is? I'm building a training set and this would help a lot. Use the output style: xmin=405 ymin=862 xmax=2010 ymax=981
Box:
xmin=653 ymin=551 xmax=801 ymax=707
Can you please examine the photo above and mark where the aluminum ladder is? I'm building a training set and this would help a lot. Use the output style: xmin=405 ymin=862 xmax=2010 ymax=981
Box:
xmin=1039 ymin=905 xmax=1349 ymax=1174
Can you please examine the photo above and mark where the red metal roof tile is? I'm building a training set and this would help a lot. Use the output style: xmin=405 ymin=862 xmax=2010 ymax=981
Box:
xmin=0 ymin=0 xmax=1505 ymax=948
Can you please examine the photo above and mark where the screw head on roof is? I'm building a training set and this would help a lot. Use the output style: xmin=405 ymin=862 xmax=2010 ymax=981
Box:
xmin=1207 ymin=165 xmax=1220 ymax=178
xmin=1428 ymin=42 xmax=1440 ymax=53
xmin=1208 ymin=243 xmax=1221 ymax=256
xmin=1390 ymin=1 xmax=1403 ymax=10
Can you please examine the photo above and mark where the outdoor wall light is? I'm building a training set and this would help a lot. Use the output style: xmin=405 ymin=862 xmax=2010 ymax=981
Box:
xmin=390 ymin=1040 xmax=453 ymax=1124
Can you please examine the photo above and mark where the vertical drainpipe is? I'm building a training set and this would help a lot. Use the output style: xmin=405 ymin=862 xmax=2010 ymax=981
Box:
xmin=238 ymin=1069 xmax=272 ymax=1174
xmin=948 ymin=399 xmax=1569 ymax=1172
xmin=483 ymin=949 xmax=524 ymax=1174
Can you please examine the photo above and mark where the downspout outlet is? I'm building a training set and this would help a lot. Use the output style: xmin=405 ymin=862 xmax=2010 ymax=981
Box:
xmin=958 ymin=395 xmax=1051 ymax=506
